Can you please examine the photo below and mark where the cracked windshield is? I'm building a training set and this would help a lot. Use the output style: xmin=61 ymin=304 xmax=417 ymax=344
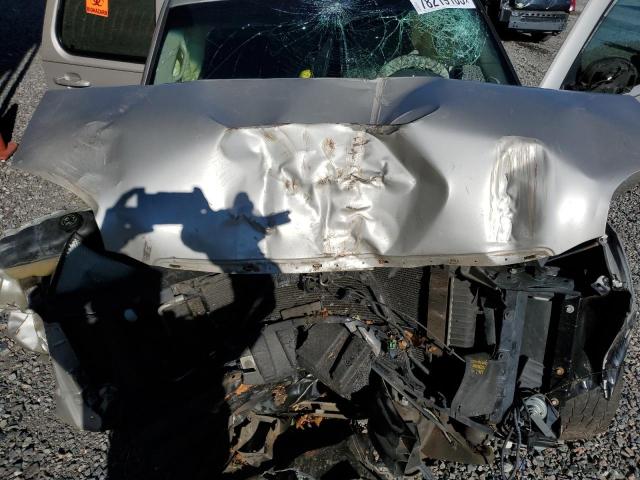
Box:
xmin=152 ymin=0 xmax=515 ymax=84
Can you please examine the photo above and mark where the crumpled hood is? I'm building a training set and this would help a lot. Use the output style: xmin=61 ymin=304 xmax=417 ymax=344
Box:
xmin=13 ymin=77 xmax=640 ymax=273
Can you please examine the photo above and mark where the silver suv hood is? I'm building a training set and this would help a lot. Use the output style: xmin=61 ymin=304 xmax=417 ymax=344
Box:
xmin=13 ymin=77 xmax=640 ymax=273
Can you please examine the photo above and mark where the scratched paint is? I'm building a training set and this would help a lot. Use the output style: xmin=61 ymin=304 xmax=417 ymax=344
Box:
xmin=488 ymin=137 xmax=546 ymax=244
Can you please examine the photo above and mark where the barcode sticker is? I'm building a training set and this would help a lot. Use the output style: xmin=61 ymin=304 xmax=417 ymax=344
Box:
xmin=409 ymin=0 xmax=476 ymax=14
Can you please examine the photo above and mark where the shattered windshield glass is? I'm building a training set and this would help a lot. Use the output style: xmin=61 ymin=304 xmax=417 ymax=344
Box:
xmin=152 ymin=0 xmax=516 ymax=84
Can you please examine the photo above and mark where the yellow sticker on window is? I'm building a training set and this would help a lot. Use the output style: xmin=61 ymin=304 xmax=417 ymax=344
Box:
xmin=86 ymin=0 xmax=109 ymax=17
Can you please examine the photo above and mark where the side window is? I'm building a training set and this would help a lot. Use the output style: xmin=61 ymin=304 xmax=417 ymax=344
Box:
xmin=561 ymin=0 xmax=640 ymax=94
xmin=58 ymin=0 xmax=156 ymax=63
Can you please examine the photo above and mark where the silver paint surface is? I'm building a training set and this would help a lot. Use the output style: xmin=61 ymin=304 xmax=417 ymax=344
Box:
xmin=6 ymin=309 xmax=49 ymax=355
xmin=13 ymin=77 xmax=640 ymax=272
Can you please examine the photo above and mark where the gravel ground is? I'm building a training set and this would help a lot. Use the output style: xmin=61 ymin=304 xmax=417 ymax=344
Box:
xmin=1 ymin=1 xmax=639 ymax=478
xmin=0 ymin=1 xmax=84 ymax=236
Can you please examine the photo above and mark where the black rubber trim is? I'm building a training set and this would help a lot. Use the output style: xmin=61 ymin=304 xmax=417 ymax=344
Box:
xmin=0 ymin=211 xmax=99 ymax=271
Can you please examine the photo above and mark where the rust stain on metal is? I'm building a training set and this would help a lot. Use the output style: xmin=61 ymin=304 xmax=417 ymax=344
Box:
xmin=403 ymin=330 xmax=425 ymax=348
xmin=272 ymin=385 xmax=287 ymax=406
xmin=283 ymin=178 xmax=299 ymax=195
xmin=229 ymin=452 xmax=248 ymax=467
xmin=315 ymin=176 xmax=332 ymax=186
xmin=322 ymin=137 xmax=335 ymax=159
xmin=262 ymin=130 xmax=277 ymax=142
xmin=295 ymin=414 xmax=324 ymax=429
xmin=225 ymin=383 xmax=252 ymax=400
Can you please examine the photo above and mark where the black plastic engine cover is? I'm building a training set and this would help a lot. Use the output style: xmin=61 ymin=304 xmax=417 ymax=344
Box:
xmin=296 ymin=323 xmax=373 ymax=399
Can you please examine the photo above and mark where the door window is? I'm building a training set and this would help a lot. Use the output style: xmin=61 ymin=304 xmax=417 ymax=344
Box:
xmin=561 ymin=0 xmax=640 ymax=94
xmin=58 ymin=0 xmax=155 ymax=63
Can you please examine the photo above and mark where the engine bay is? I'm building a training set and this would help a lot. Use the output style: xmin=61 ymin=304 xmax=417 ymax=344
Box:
xmin=1 ymin=215 xmax=628 ymax=479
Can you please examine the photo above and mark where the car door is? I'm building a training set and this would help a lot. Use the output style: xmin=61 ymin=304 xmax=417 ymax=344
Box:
xmin=41 ymin=0 xmax=164 ymax=89
xmin=541 ymin=0 xmax=640 ymax=95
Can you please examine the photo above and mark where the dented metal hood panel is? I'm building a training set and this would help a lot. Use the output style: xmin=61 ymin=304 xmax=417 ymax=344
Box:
xmin=13 ymin=77 xmax=640 ymax=273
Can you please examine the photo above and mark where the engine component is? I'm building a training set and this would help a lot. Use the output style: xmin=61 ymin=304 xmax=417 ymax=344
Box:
xmin=5 ymin=218 xmax=634 ymax=479
xmin=451 ymin=353 xmax=502 ymax=418
xmin=452 ymin=291 xmax=528 ymax=422
xmin=447 ymin=278 xmax=478 ymax=348
xmin=524 ymin=394 xmax=558 ymax=439
xmin=227 ymin=414 xmax=287 ymax=470
xmin=591 ymin=275 xmax=611 ymax=296
xmin=240 ymin=321 xmax=299 ymax=385
xmin=518 ymin=296 xmax=553 ymax=389
xmin=426 ymin=267 xmax=449 ymax=351
xmin=296 ymin=323 xmax=374 ymax=399
xmin=280 ymin=300 xmax=322 ymax=320
xmin=427 ymin=269 xmax=478 ymax=351
xmin=490 ymin=291 xmax=528 ymax=422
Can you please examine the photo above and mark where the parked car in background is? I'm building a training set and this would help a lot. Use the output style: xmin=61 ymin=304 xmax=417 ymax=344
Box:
xmin=542 ymin=0 xmax=640 ymax=95
xmin=481 ymin=0 xmax=574 ymax=41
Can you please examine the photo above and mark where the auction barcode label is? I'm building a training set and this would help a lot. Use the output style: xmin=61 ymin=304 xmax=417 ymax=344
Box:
xmin=409 ymin=0 xmax=475 ymax=14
